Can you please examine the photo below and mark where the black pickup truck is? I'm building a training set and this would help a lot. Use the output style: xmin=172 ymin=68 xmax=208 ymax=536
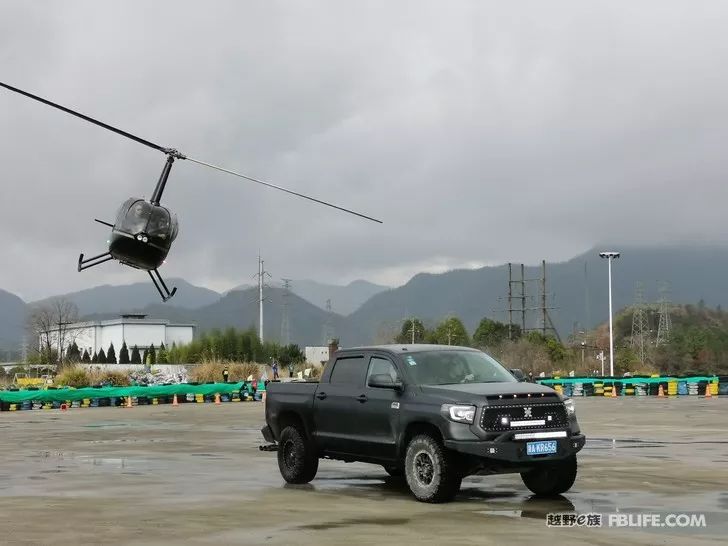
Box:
xmin=261 ymin=345 xmax=585 ymax=503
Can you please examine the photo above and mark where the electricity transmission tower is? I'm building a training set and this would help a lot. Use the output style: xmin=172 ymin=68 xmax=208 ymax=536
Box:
xmin=656 ymin=281 xmax=672 ymax=346
xmin=506 ymin=261 xmax=560 ymax=341
xmin=322 ymin=299 xmax=335 ymax=344
xmin=281 ymin=278 xmax=292 ymax=345
xmin=254 ymin=255 xmax=271 ymax=343
xmin=630 ymin=281 xmax=650 ymax=364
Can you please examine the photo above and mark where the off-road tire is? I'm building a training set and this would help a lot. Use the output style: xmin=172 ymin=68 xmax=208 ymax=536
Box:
xmin=404 ymin=434 xmax=461 ymax=503
xmin=521 ymin=455 xmax=577 ymax=496
xmin=277 ymin=425 xmax=319 ymax=484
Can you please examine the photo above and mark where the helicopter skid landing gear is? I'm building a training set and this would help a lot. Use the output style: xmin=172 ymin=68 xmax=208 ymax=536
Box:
xmin=148 ymin=269 xmax=177 ymax=302
xmin=78 ymin=252 xmax=113 ymax=272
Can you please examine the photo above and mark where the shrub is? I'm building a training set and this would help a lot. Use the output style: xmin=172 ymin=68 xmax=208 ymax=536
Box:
xmin=188 ymin=359 xmax=262 ymax=383
xmin=55 ymin=367 xmax=91 ymax=388
xmin=88 ymin=368 xmax=130 ymax=386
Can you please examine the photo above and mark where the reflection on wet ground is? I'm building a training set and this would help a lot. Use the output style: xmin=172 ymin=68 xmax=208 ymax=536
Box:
xmin=1 ymin=399 xmax=727 ymax=544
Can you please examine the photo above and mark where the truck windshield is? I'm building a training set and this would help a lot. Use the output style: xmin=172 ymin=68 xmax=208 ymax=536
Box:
xmin=403 ymin=350 xmax=516 ymax=386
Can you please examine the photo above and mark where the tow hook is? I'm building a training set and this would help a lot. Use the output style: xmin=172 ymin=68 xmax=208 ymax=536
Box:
xmin=259 ymin=443 xmax=278 ymax=452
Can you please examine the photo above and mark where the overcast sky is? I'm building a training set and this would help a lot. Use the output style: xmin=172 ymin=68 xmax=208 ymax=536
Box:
xmin=2 ymin=0 xmax=728 ymax=301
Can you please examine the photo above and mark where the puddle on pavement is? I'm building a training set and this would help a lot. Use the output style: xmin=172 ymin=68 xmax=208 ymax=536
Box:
xmin=297 ymin=517 xmax=410 ymax=530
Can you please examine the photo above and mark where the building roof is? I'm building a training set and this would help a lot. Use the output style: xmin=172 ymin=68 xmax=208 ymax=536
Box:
xmin=50 ymin=317 xmax=196 ymax=330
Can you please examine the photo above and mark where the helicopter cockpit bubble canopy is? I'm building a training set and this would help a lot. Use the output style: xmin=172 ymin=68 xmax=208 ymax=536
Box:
xmin=109 ymin=198 xmax=179 ymax=270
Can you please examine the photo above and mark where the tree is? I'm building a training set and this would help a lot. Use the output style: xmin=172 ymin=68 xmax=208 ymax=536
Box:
xmin=81 ymin=349 xmax=91 ymax=363
xmin=157 ymin=342 xmax=168 ymax=364
xmin=106 ymin=342 xmax=117 ymax=364
xmin=66 ymin=341 xmax=82 ymax=362
xmin=472 ymin=319 xmax=519 ymax=348
xmin=118 ymin=341 xmax=130 ymax=364
xmin=97 ymin=348 xmax=107 ymax=364
xmin=395 ymin=318 xmax=427 ymax=344
xmin=27 ymin=298 xmax=81 ymax=366
xmin=430 ymin=317 xmax=470 ymax=346
xmin=147 ymin=343 xmax=156 ymax=365
xmin=130 ymin=345 xmax=141 ymax=364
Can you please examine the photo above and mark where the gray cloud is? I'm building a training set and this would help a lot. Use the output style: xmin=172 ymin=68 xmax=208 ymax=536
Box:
xmin=2 ymin=0 xmax=728 ymax=301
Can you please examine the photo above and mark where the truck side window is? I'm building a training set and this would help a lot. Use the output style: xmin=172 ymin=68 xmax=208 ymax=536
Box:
xmin=329 ymin=356 xmax=367 ymax=385
xmin=367 ymin=356 xmax=399 ymax=385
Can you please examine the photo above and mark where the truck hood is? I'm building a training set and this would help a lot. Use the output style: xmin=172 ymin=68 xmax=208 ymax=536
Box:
xmin=419 ymin=381 xmax=556 ymax=402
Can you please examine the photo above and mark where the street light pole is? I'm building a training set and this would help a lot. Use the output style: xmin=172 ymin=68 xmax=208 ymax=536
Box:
xmin=599 ymin=251 xmax=620 ymax=376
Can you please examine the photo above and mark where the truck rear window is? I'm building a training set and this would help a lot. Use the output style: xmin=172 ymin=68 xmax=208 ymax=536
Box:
xmin=329 ymin=356 xmax=367 ymax=384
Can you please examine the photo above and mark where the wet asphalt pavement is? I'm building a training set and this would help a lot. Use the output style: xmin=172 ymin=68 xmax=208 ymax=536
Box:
xmin=0 ymin=397 xmax=727 ymax=545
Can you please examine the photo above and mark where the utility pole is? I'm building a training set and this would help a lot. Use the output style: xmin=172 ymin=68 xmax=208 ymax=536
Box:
xmin=409 ymin=316 xmax=418 ymax=344
xmin=541 ymin=260 xmax=547 ymax=336
xmin=254 ymin=254 xmax=271 ymax=343
xmin=281 ymin=278 xmax=292 ymax=345
xmin=508 ymin=263 xmax=513 ymax=340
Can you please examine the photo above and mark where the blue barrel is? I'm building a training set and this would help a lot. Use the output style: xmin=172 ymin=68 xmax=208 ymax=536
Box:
xmin=678 ymin=381 xmax=688 ymax=395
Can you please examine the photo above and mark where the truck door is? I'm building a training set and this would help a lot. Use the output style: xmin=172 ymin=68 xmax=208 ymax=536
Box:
xmin=312 ymin=354 xmax=367 ymax=454
xmin=357 ymin=355 xmax=402 ymax=460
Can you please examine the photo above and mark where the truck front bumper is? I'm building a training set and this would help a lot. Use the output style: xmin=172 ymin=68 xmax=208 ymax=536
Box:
xmin=444 ymin=433 xmax=585 ymax=463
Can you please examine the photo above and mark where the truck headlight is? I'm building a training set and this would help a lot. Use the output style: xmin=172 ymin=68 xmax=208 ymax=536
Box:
xmin=442 ymin=404 xmax=476 ymax=424
xmin=563 ymin=398 xmax=576 ymax=416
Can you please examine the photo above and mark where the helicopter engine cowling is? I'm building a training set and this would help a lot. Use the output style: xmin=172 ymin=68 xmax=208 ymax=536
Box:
xmin=108 ymin=198 xmax=178 ymax=270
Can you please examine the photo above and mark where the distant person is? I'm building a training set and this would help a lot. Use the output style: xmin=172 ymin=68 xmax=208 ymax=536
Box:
xmin=288 ymin=362 xmax=294 ymax=378
xmin=272 ymin=359 xmax=280 ymax=380
xmin=222 ymin=366 xmax=229 ymax=383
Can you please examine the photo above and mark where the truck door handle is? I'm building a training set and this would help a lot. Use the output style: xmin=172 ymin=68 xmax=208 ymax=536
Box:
xmin=316 ymin=392 xmax=327 ymax=400
xmin=356 ymin=394 xmax=368 ymax=403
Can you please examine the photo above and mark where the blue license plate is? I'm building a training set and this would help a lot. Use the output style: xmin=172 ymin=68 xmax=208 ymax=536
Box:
xmin=526 ymin=440 xmax=558 ymax=455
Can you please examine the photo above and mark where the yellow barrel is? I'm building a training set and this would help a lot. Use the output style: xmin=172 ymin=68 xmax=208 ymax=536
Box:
xmin=195 ymin=393 xmax=204 ymax=404
xmin=710 ymin=382 xmax=719 ymax=395
xmin=667 ymin=381 xmax=678 ymax=395
xmin=152 ymin=398 xmax=158 ymax=405
xmin=554 ymin=385 xmax=563 ymax=395
xmin=625 ymin=388 xmax=634 ymax=395
xmin=9 ymin=404 xmax=17 ymax=411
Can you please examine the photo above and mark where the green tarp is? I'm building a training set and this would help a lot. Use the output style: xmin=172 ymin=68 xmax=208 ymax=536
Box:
xmin=0 ymin=382 xmax=248 ymax=403
xmin=537 ymin=375 xmax=718 ymax=385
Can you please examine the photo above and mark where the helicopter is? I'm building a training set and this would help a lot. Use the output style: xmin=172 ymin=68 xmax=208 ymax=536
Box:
xmin=0 ymin=82 xmax=381 ymax=301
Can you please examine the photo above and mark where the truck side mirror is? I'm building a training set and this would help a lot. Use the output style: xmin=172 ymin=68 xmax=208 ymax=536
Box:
xmin=368 ymin=374 xmax=403 ymax=390
xmin=510 ymin=368 xmax=527 ymax=382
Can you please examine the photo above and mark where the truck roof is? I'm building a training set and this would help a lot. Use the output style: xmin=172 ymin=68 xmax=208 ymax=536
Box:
xmin=336 ymin=344 xmax=479 ymax=355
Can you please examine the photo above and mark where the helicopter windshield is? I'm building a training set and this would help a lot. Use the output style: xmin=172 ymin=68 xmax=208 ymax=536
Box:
xmin=147 ymin=207 xmax=177 ymax=242
xmin=117 ymin=199 xmax=152 ymax=234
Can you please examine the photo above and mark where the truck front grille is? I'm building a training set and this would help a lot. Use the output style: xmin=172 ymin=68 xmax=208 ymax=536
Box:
xmin=480 ymin=402 xmax=568 ymax=432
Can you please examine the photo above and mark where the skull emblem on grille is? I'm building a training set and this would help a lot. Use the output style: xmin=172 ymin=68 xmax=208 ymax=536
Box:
xmin=524 ymin=407 xmax=532 ymax=418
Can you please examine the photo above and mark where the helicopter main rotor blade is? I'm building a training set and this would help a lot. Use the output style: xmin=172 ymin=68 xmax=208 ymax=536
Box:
xmin=184 ymin=156 xmax=383 ymax=224
xmin=1 ymin=81 xmax=381 ymax=223
xmin=0 ymin=81 xmax=169 ymax=153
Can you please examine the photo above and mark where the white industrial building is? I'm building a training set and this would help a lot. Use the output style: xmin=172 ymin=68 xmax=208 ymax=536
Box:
xmin=305 ymin=346 xmax=329 ymax=365
xmin=46 ymin=314 xmax=194 ymax=362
